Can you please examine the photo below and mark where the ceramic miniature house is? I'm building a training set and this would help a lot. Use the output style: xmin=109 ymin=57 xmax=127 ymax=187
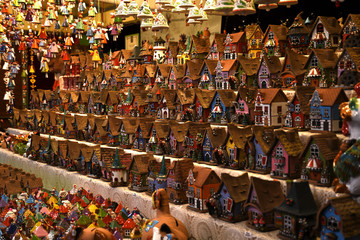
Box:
xmin=245 ymin=23 xmax=264 ymax=59
xmin=129 ymin=154 xmax=154 ymax=192
xmin=300 ymin=132 xmax=339 ymax=186
xmin=147 ymin=156 xmax=170 ymax=195
xmin=274 ymin=181 xmax=318 ymax=240
xmin=244 ymin=177 xmax=285 ymax=232
xmin=247 ymin=126 xmax=276 ymax=174
xmin=280 ymin=48 xmax=308 ymax=88
xmin=303 ymin=49 xmax=338 ymax=87
xmin=309 ymin=16 xmax=341 ymax=49
xmin=262 ymin=24 xmax=288 ymax=57
xmin=201 ymin=126 xmax=227 ymax=164
xmin=315 ymin=195 xmax=360 ymax=240
xmin=223 ymin=124 xmax=252 ymax=169
xmin=233 ymin=87 xmax=257 ymax=125
xmin=208 ymin=33 xmax=226 ymax=60
xmin=309 ymin=88 xmax=348 ymax=132
xmin=257 ymin=56 xmax=282 ymax=88
xmin=167 ymin=158 xmax=194 ymax=204
xmin=110 ymin=148 xmax=132 ymax=187
xmin=208 ymin=173 xmax=249 ymax=222
xmin=186 ymin=166 xmax=220 ymax=212
xmin=336 ymin=47 xmax=360 ymax=86
xmin=223 ymin=32 xmax=247 ymax=60
xmin=210 ymin=90 xmax=236 ymax=123
xmin=237 ymin=57 xmax=261 ymax=87
xmin=342 ymin=14 xmax=360 ymax=47
xmin=284 ymin=86 xmax=315 ymax=129
xmin=254 ymin=88 xmax=288 ymax=127
xmin=189 ymin=35 xmax=210 ymax=60
xmin=270 ymin=129 xmax=303 ymax=179
xmin=287 ymin=12 xmax=311 ymax=54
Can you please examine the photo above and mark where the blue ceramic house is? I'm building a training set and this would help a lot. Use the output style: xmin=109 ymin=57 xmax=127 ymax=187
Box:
xmin=201 ymin=127 xmax=227 ymax=164
xmin=209 ymin=173 xmax=249 ymax=222
xmin=246 ymin=126 xmax=276 ymax=174
xmin=199 ymin=60 xmax=217 ymax=90
xmin=210 ymin=90 xmax=237 ymax=123
xmin=316 ymin=195 xmax=360 ymax=240
xmin=309 ymin=88 xmax=348 ymax=132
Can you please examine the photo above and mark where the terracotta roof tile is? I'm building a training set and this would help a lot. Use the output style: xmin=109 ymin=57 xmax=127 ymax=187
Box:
xmin=213 ymin=33 xmax=226 ymax=53
xmin=168 ymin=41 xmax=179 ymax=58
xmin=191 ymin=166 xmax=220 ymax=188
xmin=263 ymin=24 xmax=288 ymax=42
xmin=257 ymin=88 xmax=288 ymax=104
xmin=315 ymin=88 xmax=348 ymax=106
xmin=221 ymin=59 xmax=238 ymax=72
xmin=131 ymin=154 xmax=155 ymax=173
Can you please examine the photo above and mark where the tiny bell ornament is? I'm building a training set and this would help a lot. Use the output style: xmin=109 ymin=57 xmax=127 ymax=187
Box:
xmin=152 ymin=11 xmax=169 ymax=32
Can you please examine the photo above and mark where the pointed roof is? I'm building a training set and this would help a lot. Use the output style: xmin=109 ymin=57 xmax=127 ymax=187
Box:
xmin=262 ymin=55 xmax=282 ymax=74
xmin=168 ymin=41 xmax=179 ymax=58
xmin=219 ymin=172 xmax=250 ymax=203
xmin=245 ymin=23 xmax=263 ymax=40
xmin=274 ymin=129 xmax=303 ymax=157
xmin=314 ymin=88 xmax=348 ymax=106
xmin=310 ymin=16 xmax=342 ymax=35
xmin=130 ymin=154 xmax=154 ymax=174
xmin=342 ymin=14 xmax=360 ymax=31
xmin=307 ymin=49 xmax=338 ymax=69
xmin=275 ymin=181 xmax=317 ymax=217
xmin=168 ymin=158 xmax=194 ymax=182
xmin=212 ymin=33 xmax=226 ymax=53
xmin=204 ymin=126 xmax=228 ymax=148
xmin=158 ymin=156 xmax=167 ymax=178
xmin=190 ymin=166 xmax=220 ymax=188
xmin=291 ymin=86 xmax=315 ymax=115
xmin=177 ymin=88 xmax=195 ymax=105
xmin=338 ymin=47 xmax=360 ymax=70
xmin=221 ymin=59 xmax=238 ymax=72
xmin=300 ymin=132 xmax=339 ymax=161
xmin=288 ymin=12 xmax=311 ymax=35
xmin=246 ymin=177 xmax=284 ymax=213
xmin=251 ymin=126 xmax=276 ymax=155
xmin=263 ymin=24 xmax=288 ymax=42
xmin=238 ymin=56 xmax=261 ymax=76
xmin=191 ymin=35 xmax=210 ymax=54
xmin=112 ymin=148 xmax=125 ymax=169
xmin=257 ymin=88 xmax=288 ymax=104
xmin=195 ymin=89 xmax=216 ymax=108
xmin=227 ymin=124 xmax=252 ymax=149
xmin=215 ymin=90 xmax=237 ymax=107
xmin=201 ymin=59 xmax=218 ymax=75
xmin=282 ymin=48 xmax=308 ymax=76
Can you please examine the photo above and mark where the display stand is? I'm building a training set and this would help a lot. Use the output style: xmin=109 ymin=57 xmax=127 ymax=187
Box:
xmin=1 ymin=128 xmax=342 ymax=240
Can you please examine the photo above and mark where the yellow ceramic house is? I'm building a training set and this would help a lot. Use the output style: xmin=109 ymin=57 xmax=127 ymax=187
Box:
xmin=245 ymin=24 xmax=264 ymax=59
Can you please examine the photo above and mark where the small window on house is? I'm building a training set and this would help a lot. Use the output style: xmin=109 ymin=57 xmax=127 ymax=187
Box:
xmin=310 ymin=144 xmax=319 ymax=158
xmin=311 ymin=57 xmax=318 ymax=67
xmin=327 ymin=216 xmax=339 ymax=231
xmin=251 ymin=39 xmax=257 ymax=45
xmin=339 ymin=61 xmax=345 ymax=69
xmin=277 ymin=106 xmax=282 ymax=113
xmin=284 ymin=215 xmax=292 ymax=231
xmin=261 ymin=68 xmax=268 ymax=75
xmin=197 ymin=189 xmax=201 ymax=198
xmin=295 ymin=104 xmax=301 ymax=113
xmin=239 ymin=102 xmax=245 ymax=111
xmin=278 ymin=116 xmax=282 ymax=124
xmin=351 ymin=26 xmax=357 ymax=32
xmin=276 ymin=147 xmax=283 ymax=157
xmin=345 ymin=27 xmax=350 ymax=34
xmin=346 ymin=61 xmax=353 ymax=69
xmin=286 ymin=77 xmax=293 ymax=86
xmin=317 ymin=23 xmax=324 ymax=33
xmin=215 ymin=96 xmax=221 ymax=105
xmin=324 ymin=109 xmax=329 ymax=118
xmin=269 ymin=32 xmax=274 ymax=40
xmin=286 ymin=64 xmax=291 ymax=70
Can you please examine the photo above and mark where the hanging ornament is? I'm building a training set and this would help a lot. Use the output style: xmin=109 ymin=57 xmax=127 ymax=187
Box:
xmin=50 ymin=38 xmax=60 ymax=58
xmin=75 ymin=14 xmax=85 ymax=39
xmin=156 ymin=0 xmax=171 ymax=6
xmin=203 ymin=0 xmax=216 ymax=13
xmin=253 ymin=0 xmax=279 ymax=4
xmin=109 ymin=24 xmax=120 ymax=41
xmin=187 ymin=5 xmax=202 ymax=20
xmin=38 ymin=26 xmax=47 ymax=40
xmin=163 ymin=0 xmax=175 ymax=10
xmin=40 ymin=53 xmax=50 ymax=78
xmin=331 ymin=0 xmax=345 ymax=8
xmin=78 ymin=0 xmax=87 ymax=13
xmin=198 ymin=7 xmax=208 ymax=22
xmin=88 ymin=2 xmax=98 ymax=18
xmin=215 ymin=0 xmax=235 ymax=14
xmin=172 ymin=0 xmax=187 ymax=13
xmin=278 ymin=0 xmax=297 ymax=8
xmin=137 ymin=1 xmax=153 ymax=19
xmin=127 ymin=0 xmax=139 ymax=17
xmin=152 ymin=12 xmax=169 ymax=31
xmin=64 ymin=33 xmax=74 ymax=49
xmin=187 ymin=18 xmax=201 ymax=25
xmin=233 ymin=0 xmax=256 ymax=15
xmin=89 ymin=44 xmax=101 ymax=68
xmin=115 ymin=1 xmax=128 ymax=19
xmin=141 ymin=17 xmax=154 ymax=30
xmin=257 ymin=3 xmax=278 ymax=11
xmin=178 ymin=0 xmax=195 ymax=10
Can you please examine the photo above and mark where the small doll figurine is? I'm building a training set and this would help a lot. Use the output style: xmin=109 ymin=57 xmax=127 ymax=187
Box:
xmin=50 ymin=38 xmax=60 ymax=57
xmin=40 ymin=53 xmax=50 ymax=78
xmin=89 ymin=44 xmax=101 ymax=68
xmin=60 ymin=3 xmax=69 ymax=16
xmin=100 ymin=29 xmax=108 ymax=48
xmin=18 ymin=37 xmax=26 ymax=51
xmin=88 ymin=2 xmax=97 ymax=18
xmin=10 ymin=62 xmax=20 ymax=76
xmin=64 ymin=33 xmax=74 ymax=49
xmin=16 ymin=11 xmax=24 ymax=23
xmin=25 ymin=6 xmax=33 ymax=22
xmin=78 ymin=0 xmax=86 ymax=13
xmin=7 ymin=47 xmax=15 ymax=62
xmin=38 ymin=26 xmax=47 ymax=40
xmin=62 ymin=16 xmax=69 ymax=28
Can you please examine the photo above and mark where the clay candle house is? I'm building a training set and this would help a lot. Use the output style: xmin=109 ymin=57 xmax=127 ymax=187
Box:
xmin=257 ymin=55 xmax=282 ymax=89
xmin=186 ymin=166 xmax=220 ymax=212
xmin=201 ymin=126 xmax=227 ymax=165
xmin=244 ymin=177 xmax=285 ymax=232
xmin=309 ymin=16 xmax=341 ymax=49
xmin=262 ymin=24 xmax=288 ymax=57
xmin=247 ymin=126 xmax=276 ymax=174
xmin=129 ymin=154 xmax=154 ymax=192
xmin=300 ymin=132 xmax=339 ymax=187
xmin=270 ymin=129 xmax=303 ymax=179
xmin=315 ymin=195 xmax=360 ymax=240
xmin=209 ymin=173 xmax=250 ymax=222
xmin=274 ymin=181 xmax=318 ymax=240
xmin=167 ymin=158 xmax=194 ymax=204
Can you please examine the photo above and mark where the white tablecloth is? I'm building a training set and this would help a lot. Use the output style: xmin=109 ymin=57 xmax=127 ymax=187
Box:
xmin=2 ymin=128 xmax=341 ymax=240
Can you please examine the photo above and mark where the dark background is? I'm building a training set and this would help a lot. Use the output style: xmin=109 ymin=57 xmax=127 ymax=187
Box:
xmin=222 ymin=0 xmax=360 ymax=33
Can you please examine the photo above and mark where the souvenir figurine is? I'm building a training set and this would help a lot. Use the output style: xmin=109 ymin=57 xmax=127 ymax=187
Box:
xmin=142 ymin=189 xmax=189 ymax=240
xmin=89 ymin=44 xmax=101 ymax=68
xmin=78 ymin=0 xmax=86 ymax=13
xmin=64 ymin=33 xmax=74 ymax=49
xmin=88 ymin=2 xmax=97 ymax=18
xmin=40 ymin=53 xmax=50 ymax=78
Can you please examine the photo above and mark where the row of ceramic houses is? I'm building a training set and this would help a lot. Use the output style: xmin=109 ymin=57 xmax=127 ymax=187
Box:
xmin=63 ymin=45 xmax=360 ymax=93
xmin=29 ymin=86 xmax=349 ymax=131
xmin=8 ymin=130 xmax=358 ymax=240
xmin=13 ymin=106 xmax=341 ymax=187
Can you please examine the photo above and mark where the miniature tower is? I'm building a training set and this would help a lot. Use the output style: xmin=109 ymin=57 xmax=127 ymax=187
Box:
xmin=153 ymin=37 xmax=166 ymax=64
